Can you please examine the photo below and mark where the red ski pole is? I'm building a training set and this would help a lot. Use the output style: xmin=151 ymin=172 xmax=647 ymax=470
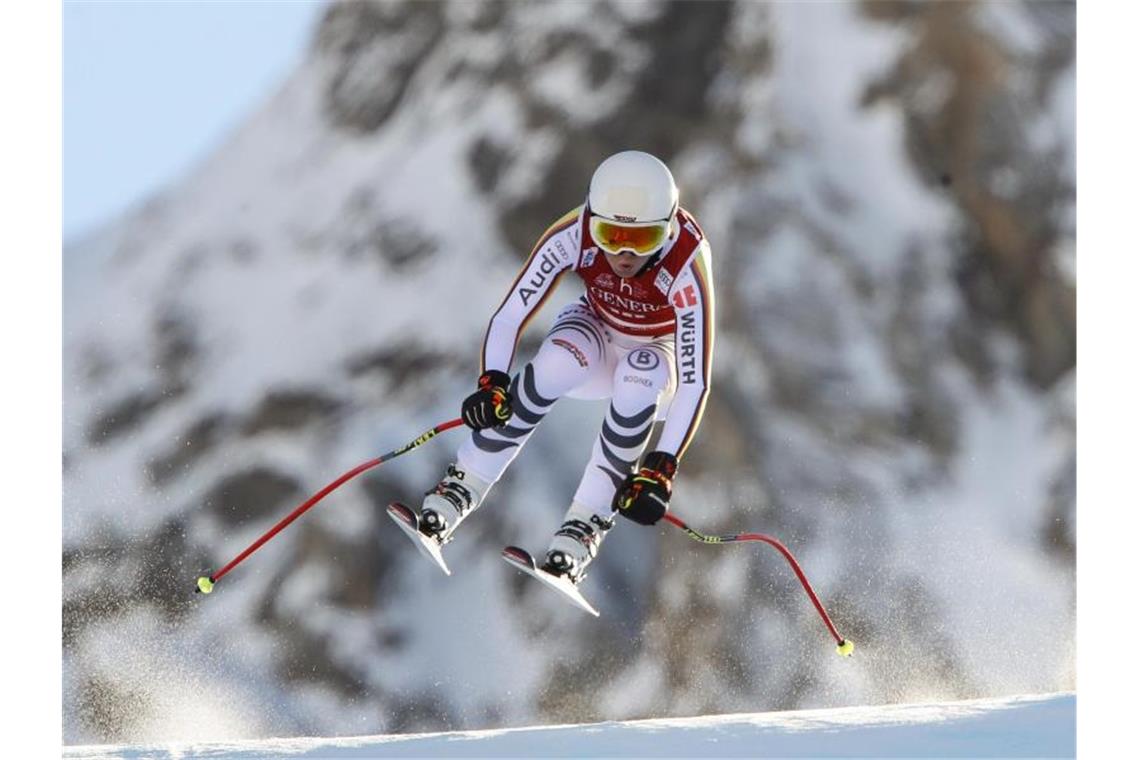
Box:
xmin=195 ymin=418 xmax=465 ymax=595
xmin=663 ymin=512 xmax=854 ymax=657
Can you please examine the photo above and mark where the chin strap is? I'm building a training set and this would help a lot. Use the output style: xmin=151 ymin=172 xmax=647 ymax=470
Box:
xmin=638 ymin=251 xmax=663 ymax=272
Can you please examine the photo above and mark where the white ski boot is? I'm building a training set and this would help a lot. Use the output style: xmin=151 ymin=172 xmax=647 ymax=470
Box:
xmin=542 ymin=502 xmax=615 ymax=584
xmin=419 ymin=462 xmax=490 ymax=543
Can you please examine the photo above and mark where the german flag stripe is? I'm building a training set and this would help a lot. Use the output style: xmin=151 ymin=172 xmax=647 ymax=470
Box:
xmin=675 ymin=252 xmax=715 ymax=462
xmin=480 ymin=207 xmax=581 ymax=373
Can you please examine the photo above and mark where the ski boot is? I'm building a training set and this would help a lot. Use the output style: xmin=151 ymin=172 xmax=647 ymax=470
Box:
xmin=542 ymin=502 xmax=615 ymax=584
xmin=419 ymin=462 xmax=490 ymax=543
xmin=387 ymin=462 xmax=489 ymax=575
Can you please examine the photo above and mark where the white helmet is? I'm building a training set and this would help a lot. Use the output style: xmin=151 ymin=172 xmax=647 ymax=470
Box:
xmin=588 ymin=150 xmax=678 ymax=223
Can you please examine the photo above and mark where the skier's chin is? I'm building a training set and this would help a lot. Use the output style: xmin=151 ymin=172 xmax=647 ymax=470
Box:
xmin=606 ymin=252 xmax=649 ymax=277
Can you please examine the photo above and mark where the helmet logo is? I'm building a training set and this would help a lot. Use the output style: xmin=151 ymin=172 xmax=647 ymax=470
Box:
xmin=613 ymin=214 xmax=637 ymax=223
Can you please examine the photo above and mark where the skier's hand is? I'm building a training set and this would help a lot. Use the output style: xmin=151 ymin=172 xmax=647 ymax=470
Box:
xmin=613 ymin=451 xmax=678 ymax=526
xmin=461 ymin=370 xmax=513 ymax=430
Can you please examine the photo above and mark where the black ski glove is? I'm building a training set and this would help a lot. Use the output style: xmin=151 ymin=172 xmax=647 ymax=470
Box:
xmin=613 ymin=451 xmax=678 ymax=526
xmin=461 ymin=370 xmax=513 ymax=430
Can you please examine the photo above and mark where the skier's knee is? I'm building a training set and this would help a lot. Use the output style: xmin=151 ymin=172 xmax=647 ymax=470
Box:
xmin=532 ymin=336 xmax=593 ymax=390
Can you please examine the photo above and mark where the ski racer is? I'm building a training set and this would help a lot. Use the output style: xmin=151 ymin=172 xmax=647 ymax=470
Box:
xmin=413 ymin=150 xmax=714 ymax=585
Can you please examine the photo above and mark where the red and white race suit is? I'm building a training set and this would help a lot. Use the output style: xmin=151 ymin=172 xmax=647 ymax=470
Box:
xmin=457 ymin=204 xmax=715 ymax=518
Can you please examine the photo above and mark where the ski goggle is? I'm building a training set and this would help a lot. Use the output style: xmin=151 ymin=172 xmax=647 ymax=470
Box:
xmin=589 ymin=216 xmax=670 ymax=257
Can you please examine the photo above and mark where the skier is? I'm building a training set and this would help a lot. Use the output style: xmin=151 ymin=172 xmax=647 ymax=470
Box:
xmin=405 ymin=150 xmax=714 ymax=585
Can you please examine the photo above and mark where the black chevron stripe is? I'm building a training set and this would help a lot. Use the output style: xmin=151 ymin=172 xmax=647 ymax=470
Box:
xmin=602 ymin=417 xmax=653 ymax=450
xmin=555 ymin=317 xmax=605 ymax=348
xmin=522 ymin=363 xmax=557 ymax=408
xmin=511 ymin=397 xmax=546 ymax=425
xmin=598 ymin=437 xmax=637 ymax=474
xmin=506 ymin=366 xmax=548 ymax=425
xmin=571 ymin=316 xmax=607 ymax=347
xmin=609 ymin=403 xmax=657 ymax=430
xmin=493 ymin=423 xmax=534 ymax=439
xmin=472 ymin=430 xmax=519 ymax=453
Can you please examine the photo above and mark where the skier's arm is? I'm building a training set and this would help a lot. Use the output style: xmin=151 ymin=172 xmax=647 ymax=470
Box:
xmin=656 ymin=240 xmax=715 ymax=461
xmin=481 ymin=209 xmax=581 ymax=374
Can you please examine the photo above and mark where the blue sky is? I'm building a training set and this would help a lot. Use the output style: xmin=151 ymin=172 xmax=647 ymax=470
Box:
xmin=64 ymin=1 xmax=325 ymax=243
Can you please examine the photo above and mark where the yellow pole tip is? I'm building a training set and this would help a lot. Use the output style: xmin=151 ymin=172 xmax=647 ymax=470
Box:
xmin=836 ymin=639 xmax=855 ymax=657
xmin=197 ymin=576 xmax=215 ymax=594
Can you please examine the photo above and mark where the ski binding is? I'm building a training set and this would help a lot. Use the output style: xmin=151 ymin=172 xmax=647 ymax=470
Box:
xmin=387 ymin=502 xmax=451 ymax=576
xmin=501 ymin=546 xmax=599 ymax=617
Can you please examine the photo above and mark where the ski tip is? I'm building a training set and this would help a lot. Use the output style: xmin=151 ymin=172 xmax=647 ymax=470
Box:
xmin=389 ymin=502 xmax=452 ymax=576
xmin=501 ymin=546 xmax=534 ymax=567
xmin=387 ymin=501 xmax=413 ymax=520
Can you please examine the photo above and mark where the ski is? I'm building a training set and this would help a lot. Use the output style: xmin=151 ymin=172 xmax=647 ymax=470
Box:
xmin=387 ymin=502 xmax=451 ymax=576
xmin=501 ymin=546 xmax=600 ymax=617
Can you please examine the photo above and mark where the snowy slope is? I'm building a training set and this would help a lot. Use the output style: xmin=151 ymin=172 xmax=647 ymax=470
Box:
xmin=65 ymin=693 xmax=1074 ymax=758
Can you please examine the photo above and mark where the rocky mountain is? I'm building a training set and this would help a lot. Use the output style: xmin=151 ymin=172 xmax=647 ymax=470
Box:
xmin=62 ymin=0 xmax=1074 ymax=744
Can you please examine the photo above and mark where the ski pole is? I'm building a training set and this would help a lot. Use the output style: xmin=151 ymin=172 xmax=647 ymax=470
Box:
xmin=196 ymin=417 xmax=465 ymax=595
xmin=663 ymin=512 xmax=854 ymax=657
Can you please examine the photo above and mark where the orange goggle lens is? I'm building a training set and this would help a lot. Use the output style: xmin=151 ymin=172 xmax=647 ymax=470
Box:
xmin=590 ymin=217 xmax=669 ymax=256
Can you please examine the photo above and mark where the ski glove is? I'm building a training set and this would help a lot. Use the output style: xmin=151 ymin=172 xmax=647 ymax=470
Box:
xmin=613 ymin=451 xmax=678 ymax=526
xmin=461 ymin=370 xmax=513 ymax=430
